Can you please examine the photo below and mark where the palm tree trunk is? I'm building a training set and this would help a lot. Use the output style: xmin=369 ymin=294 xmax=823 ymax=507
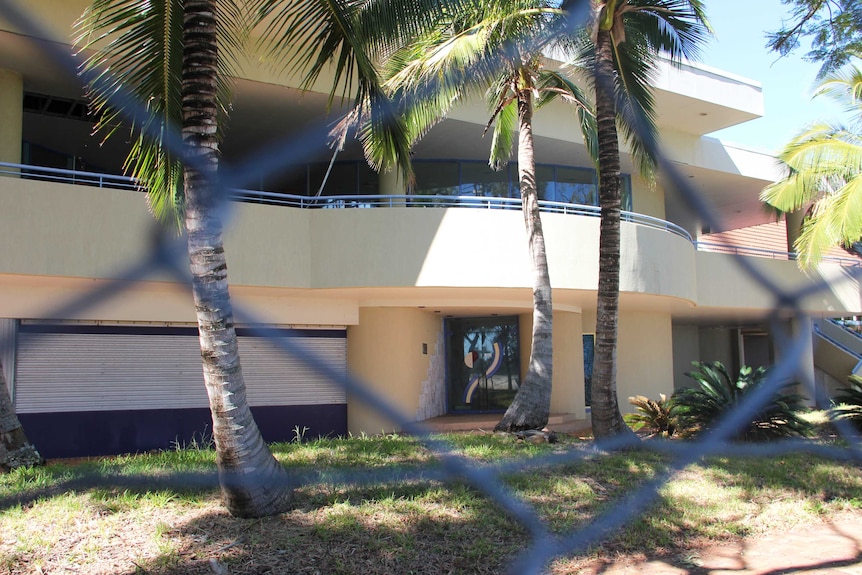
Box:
xmin=182 ymin=0 xmax=291 ymax=517
xmin=495 ymin=86 xmax=552 ymax=432
xmin=0 ymin=360 xmax=42 ymax=472
xmin=591 ymin=27 xmax=629 ymax=438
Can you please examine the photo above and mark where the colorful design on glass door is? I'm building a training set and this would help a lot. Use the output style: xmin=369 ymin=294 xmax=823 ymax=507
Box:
xmin=462 ymin=341 xmax=503 ymax=404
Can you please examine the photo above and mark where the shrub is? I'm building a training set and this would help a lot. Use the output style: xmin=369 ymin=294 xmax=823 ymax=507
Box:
xmin=673 ymin=361 xmax=812 ymax=441
xmin=625 ymin=394 xmax=676 ymax=438
xmin=829 ymin=374 xmax=862 ymax=430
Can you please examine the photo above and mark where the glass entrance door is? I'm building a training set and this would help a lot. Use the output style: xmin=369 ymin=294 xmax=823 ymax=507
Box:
xmin=446 ymin=317 xmax=521 ymax=412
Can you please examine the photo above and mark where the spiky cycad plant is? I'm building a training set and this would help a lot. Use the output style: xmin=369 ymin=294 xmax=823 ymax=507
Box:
xmin=624 ymin=393 xmax=676 ymax=438
xmin=830 ymin=374 xmax=862 ymax=430
xmin=673 ymin=361 xmax=812 ymax=441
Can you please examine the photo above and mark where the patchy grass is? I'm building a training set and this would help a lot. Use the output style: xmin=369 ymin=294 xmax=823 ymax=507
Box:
xmin=1 ymin=433 xmax=861 ymax=574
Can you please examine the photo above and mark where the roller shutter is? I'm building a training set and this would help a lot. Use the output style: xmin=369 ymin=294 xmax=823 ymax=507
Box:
xmin=14 ymin=325 xmax=346 ymax=414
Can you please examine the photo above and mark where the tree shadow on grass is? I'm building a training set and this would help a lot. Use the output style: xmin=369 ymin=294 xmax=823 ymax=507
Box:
xmin=117 ymin=480 xmax=529 ymax=575
xmin=3 ymin=442 xmax=862 ymax=574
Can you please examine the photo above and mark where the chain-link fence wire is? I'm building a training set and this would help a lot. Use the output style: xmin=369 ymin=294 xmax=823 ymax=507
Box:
xmin=2 ymin=1 xmax=862 ymax=573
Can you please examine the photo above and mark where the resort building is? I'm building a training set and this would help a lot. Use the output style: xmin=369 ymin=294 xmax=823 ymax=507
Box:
xmin=1 ymin=1 xmax=860 ymax=457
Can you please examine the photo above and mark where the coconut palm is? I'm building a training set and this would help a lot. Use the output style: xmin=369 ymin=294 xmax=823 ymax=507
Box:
xmin=580 ymin=0 xmax=710 ymax=439
xmin=75 ymin=0 xmax=291 ymax=517
xmin=256 ymin=0 xmax=461 ymax=182
xmin=761 ymin=61 xmax=862 ymax=269
xmin=377 ymin=0 xmax=597 ymax=431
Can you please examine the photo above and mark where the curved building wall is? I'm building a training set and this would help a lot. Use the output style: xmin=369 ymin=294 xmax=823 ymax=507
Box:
xmin=0 ymin=177 xmax=855 ymax=318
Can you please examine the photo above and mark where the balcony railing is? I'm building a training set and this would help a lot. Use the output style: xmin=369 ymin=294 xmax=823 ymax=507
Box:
xmin=0 ymin=161 xmax=138 ymax=190
xmin=0 ymin=161 xmax=695 ymax=244
xmin=695 ymin=240 xmax=862 ymax=268
xmin=8 ymin=162 xmax=862 ymax=269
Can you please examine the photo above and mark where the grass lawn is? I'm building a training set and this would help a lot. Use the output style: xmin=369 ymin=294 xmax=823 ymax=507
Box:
xmin=1 ymin=432 xmax=861 ymax=574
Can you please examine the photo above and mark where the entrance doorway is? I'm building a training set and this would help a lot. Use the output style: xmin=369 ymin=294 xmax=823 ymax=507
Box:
xmin=446 ymin=316 xmax=521 ymax=412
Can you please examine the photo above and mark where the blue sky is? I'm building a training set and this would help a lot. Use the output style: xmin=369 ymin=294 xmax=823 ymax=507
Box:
xmin=700 ymin=0 xmax=850 ymax=153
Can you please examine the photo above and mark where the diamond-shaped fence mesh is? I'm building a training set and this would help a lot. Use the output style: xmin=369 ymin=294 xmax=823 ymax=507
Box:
xmin=1 ymin=1 xmax=861 ymax=574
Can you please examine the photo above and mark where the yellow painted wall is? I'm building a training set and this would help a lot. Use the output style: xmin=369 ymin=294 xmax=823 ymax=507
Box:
xmin=550 ymin=310 xmax=585 ymax=416
xmin=0 ymin=175 xmax=697 ymax=300
xmin=631 ymin=179 xmax=666 ymax=220
xmin=0 ymin=180 xmax=153 ymax=278
xmin=617 ymin=311 xmax=675 ymax=411
xmin=518 ymin=309 xmax=585 ymax=417
xmin=2 ymin=178 xmax=859 ymax=321
xmin=696 ymin=252 xmax=862 ymax=314
xmin=346 ymin=307 xmax=442 ymax=434
xmin=311 ymin=207 xmax=698 ymax=301
xmin=224 ymin=201 xmax=312 ymax=288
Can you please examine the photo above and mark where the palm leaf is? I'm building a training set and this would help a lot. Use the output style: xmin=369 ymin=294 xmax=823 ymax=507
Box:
xmin=761 ymin=63 xmax=862 ymax=267
xmin=536 ymin=69 xmax=598 ymax=166
xmin=74 ymin=0 xmax=249 ymax=228
xmin=674 ymin=361 xmax=811 ymax=441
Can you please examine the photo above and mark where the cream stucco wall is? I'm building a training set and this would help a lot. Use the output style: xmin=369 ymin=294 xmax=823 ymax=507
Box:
xmin=696 ymin=252 xmax=862 ymax=314
xmin=519 ymin=309 xmax=585 ymax=417
xmin=0 ymin=180 xmax=153 ymax=278
xmin=2 ymin=178 xmax=859 ymax=325
xmin=631 ymin=179 xmax=665 ymax=220
xmin=550 ymin=310 xmax=585 ymax=416
xmin=346 ymin=307 xmax=442 ymax=434
xmin=0 ymin=178 xmax=701 ymax=301
xmin=616 ymin=311 xmax=675 ymax=412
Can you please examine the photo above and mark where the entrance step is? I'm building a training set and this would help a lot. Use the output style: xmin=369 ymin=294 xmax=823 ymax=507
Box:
xmin=423 ymin=412 xmax=591 ymax=436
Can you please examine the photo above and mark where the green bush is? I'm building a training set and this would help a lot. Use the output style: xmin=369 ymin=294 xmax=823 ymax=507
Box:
xmin=625 ymin=394 xmax=676 ymax=438
xmin=673 ymin=361 xmax=812 ymax=441
xmin=829 ymin=374 xmax=862 ymax=430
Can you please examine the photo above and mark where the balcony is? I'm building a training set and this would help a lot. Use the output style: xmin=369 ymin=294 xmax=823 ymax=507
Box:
xmin=0 ymin=162 xmax=858 ymax=318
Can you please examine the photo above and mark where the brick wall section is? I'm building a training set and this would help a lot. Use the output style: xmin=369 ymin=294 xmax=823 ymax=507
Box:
xmin=701 ymin=221 xmax=857 ymax=261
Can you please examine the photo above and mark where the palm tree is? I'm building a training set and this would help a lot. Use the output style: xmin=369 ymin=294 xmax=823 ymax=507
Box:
xmin=761 ymin=61 xmax=862 ymax=269
xmin=580 ymin=0 xmax=710 ymax=438
xmin=0 ymin=360 xmax=42 ymax=472
xmin=378 ymin=0 xmax=597 ymax=431
xmin=256 ymin=0 xmax=458 ymax=183
xmin=75 ymin=0 xmax=291 ymax=517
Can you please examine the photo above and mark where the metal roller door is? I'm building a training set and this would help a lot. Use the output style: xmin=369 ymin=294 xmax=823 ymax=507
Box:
xmin=14 ymin=324 xmax=347 ymax=414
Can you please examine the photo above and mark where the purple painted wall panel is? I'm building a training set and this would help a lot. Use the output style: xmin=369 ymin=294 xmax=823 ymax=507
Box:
xmin=19 ymin=404 xmax=347 ymax=459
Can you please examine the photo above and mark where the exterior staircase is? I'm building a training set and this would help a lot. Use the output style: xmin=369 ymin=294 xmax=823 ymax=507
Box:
xmin=813 ymin=318 xmax=862 ymax=395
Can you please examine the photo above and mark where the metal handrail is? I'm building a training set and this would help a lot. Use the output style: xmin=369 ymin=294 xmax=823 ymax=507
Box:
xmin=695 ymin=240 xmax=862 ymax=268
xmin=230 ymin=190 xmax=695 ymax=242
xmin=826 ymin=317 xmax=862 ymax=341
xmin=0 ymin=161 xmax=697 ymax=245
xmin=0 ymin=161 xmax=138 ymax=190
xmin=813 ymin=322 xmax=862 ymax=362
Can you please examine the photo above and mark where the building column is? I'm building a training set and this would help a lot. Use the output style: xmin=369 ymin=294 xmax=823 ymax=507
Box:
xmin=0 ymin=69 xmax=23 ymax=166
xmin=785 ymin=210 xmax=805 ymax=256
xmin=379 ymin=166 xmax=405 ymax=195
xmin=790 ymin=316 xmax=817 ymax=406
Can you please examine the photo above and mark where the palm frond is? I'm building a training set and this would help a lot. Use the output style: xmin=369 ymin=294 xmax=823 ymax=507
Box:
xmin=761 ymin=62 xmax=862 ymax=267
xmin=74 ymin=0 xmax=248 ymax=228
xmin=536 ymin=69 xmax=598 ymax=166
xmin=611 ymin=33 xmax=658 ymax=182
xmin=489 ymin=96 xmax=519 ymax=170
xmin=674 ymin=361 xmax=811 ymax=441
xmin=625 ymin=393 xmax=676 ymax=437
